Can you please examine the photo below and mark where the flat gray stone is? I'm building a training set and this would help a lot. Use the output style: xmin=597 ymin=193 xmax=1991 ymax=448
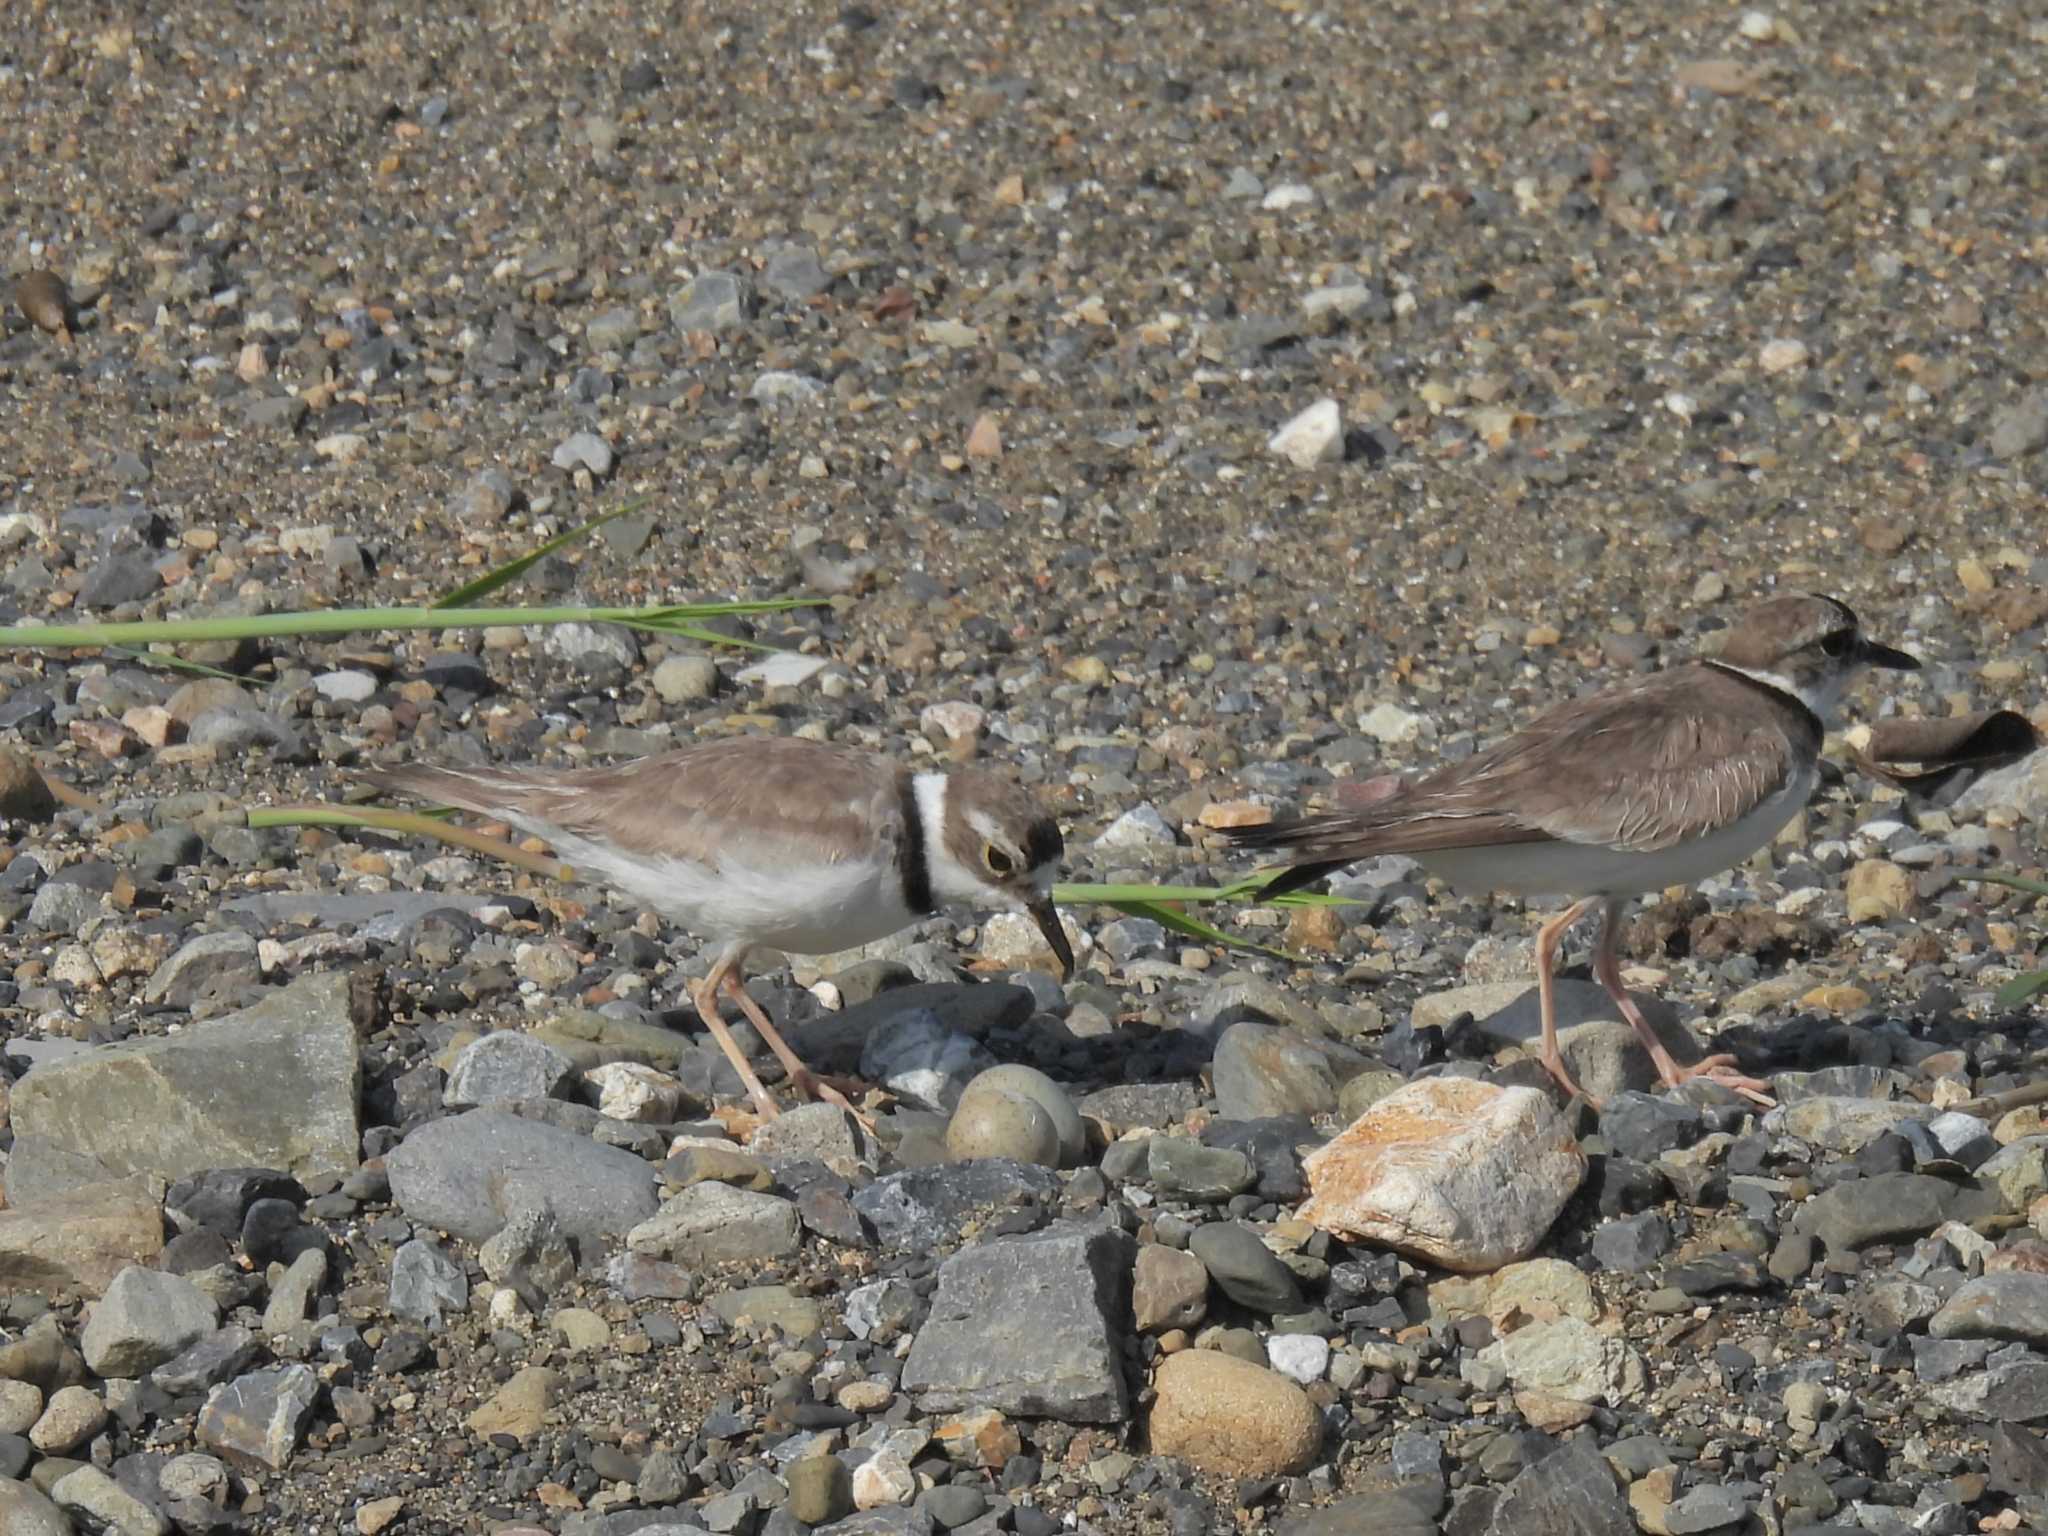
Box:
xmin=902 ymin=1219 xmax=1134 ymax=1422
xmin=80 ymin=1265 xmax=219 ymax=1377
xmin=851 ymin=1160 xmax=1061 ymax=1250
xmin=142 ymin=930 xmax=262 ymax=1007
xmin=480 ymin=1206 xmax=578 ymax=1310
xmin=788 ymin=983 xmax=1035 ymax=1075
xmin=626 ymin=1183 xmax=800 ymax=1267
xmin=859 ymin=1009 xmax=998 ymax=1112
xmin=11 ymin=971 xmax=360 ymax=1181
xmin=1797 ymin=1171 xmax=1998 ymax=1251
xmin=385 ymin=1109 xmax=659 ymax=1250
xmin=1146 ymin=1137 xmax=1255 ymax=1201
xmin=1484 ymin=1435 xmax=1633 ymax=1536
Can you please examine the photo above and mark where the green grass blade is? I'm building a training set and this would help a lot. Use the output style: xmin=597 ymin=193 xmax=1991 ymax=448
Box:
xmin=1963 ymin=871 xmax=2048 ymax=900
xmin=1996 ymin=971 xmax=2048 ymax=1009
xmin=2 ymin=600 xmax=819 ymax=652
xmin=104 ymin=646 xmax=241 ymax=680
xmin=1096 ymin=896 xmax=1294 ymax=960
xmin=433 ymin=498 xmax=650 ymax=609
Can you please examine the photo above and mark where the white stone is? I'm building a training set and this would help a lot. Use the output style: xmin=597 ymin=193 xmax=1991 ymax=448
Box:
xmin=1267 ymin=398 xmax=1343 ymax=469
xmin=587 ymin=1061 xmax=687 ymax=1124
xmin=1759 ymin=337 xmax=1810 ymax=374
xmin=1299 ymin=1079 xmax=1586 ymax=1272
xmin=749 ymin=370 xmax=825 ymax=407
xmin=1266 ymin=1334 xmax=1331 ymax=1384
xmin=1261 ymin=183 xmax=1316 ymax=211
xmin=1358 ymin=701 xmax=1425 ymax=744
xmin=735 ymin=652 xmax=831 ymax=688
xmin=1480 ymin=1317 xmax=1647 ymax=1406
xmin=312 ymin=669 xmax=378 ymax=704
xmin=852 ymin=1449 xmax=917 ymax=1509
xmin=1095 ymin=804 xmax=1177 ymax=849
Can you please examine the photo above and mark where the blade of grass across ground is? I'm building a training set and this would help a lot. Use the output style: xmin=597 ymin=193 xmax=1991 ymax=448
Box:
xmin=1957 ymin=873 xmax=2048 ymax=1010
xmin=2 ymin=600 xmax=815 ymax=655
xmin=433 ymin=498 xmax=649 ymax=610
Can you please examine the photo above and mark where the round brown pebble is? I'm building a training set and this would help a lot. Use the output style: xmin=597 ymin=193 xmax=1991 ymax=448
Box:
xmin=0 ymin=748 xmax=57 ymax=823
xmin=1145 ymin=1350 xmax=1321 ymax=1478
xmin=15 ymin=270 xmax=71 ymax=339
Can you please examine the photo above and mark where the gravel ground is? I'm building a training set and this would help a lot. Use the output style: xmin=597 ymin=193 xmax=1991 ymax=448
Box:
xmin=4 ymin=0 xmax=2048 ymax=1533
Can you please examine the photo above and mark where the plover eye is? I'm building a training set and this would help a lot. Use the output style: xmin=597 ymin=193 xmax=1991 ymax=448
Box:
xmin=983 ymin=844 xmax=1015 ymax=875
xmin=1820 ymin=630 xmax=1853 ymax=658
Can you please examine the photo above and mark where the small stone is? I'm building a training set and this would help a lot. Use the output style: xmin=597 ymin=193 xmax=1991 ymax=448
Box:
xmin=1268 ymin=399 xmax=1344 ymax=469
xmin=587 ymin=1061 xmax=689 ymax=1123
xmin=1188 ymin=1221 xmax=1302 ymax=1315
xmin=853 ymin=1450 xmax=917 ymax=1508
xmin=1146 ymin=1137 xmax=1255 ymax=1201
xmin=389 ymin=1238 xmax=470 ymax=1329
xmin=788 ymin=1456 xmax=854 ymax=1525
xmin=627 ymin=1182 xmax=801 ymax=1266
xmin=0 ymin=748 xmax=58 ymax=822
xmin=552 ymin=431 xmax=614 ymax=476
xmin=29 ymin=1385 xmax=107 ymax=1454
xmin=860 ymin=1009 xmax=999 ymax=1112
xmin=478 ymin=1206 xmax=577 ymax=1311
xmin=1846 ymin=858 xmax=1914 ymax=921
xmin=1132 ymin=1244 xmax=1209 ymax=1333
xmin=651 ymin=654 xmax=720 ymax=703
xmin=1211 ymin=1022 xmax=1372 ymax=1120
xmin=462 ymin=1365 xmax=560 ymax=1442
xmin=1146 ymin=1351 xmax=1321 ymax=1477
xmin=1758 ymin=338 xmax=1809 ymax=373
xmin=442 ymin=1031 xmax=579 ymax=1107
xmin=1481 ymin=1317 xmax=1647 ymax=1407
xmin=1267 ymin=1334 xmax=1331 ymax=1384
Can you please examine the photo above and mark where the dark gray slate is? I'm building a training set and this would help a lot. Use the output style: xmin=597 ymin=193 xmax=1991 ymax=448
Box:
xmin=1799 ymin=1172 xmax=1998 ymax=1251
xmin=1188 ymin=1220 xmax=1303 ymax=1314
xmin=1485 ymin=1436 xmax=1633 ymax=1536
xmin=851 ymin=1160 xmax=1059 ymax=1250
xmin=901 ymin=1219 xmax=1134 ymax=1422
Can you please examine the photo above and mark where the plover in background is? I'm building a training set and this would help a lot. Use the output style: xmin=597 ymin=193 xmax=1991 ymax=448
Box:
xmin=1228 ymin=593 xmax=1919 ymax=1107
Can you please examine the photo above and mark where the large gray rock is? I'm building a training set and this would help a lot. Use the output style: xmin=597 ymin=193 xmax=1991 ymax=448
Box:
xmin=0 ymin=1178 xmax=166 ymax=1296
xmin=81 ymin=1265 xmax=219 ymax=1377
xmin=0 ymin=1478 xmax=72 ymax=1536
xmin=142 ymin=930 xmax=263 ymax=1007
xmin=901 ymin=1219 xmax=1134 ymax=1422
xmin=626 ymin=1183 xmax=801 ymax=1267
xmin=50 ymin=1465 xmax=169 ymax=1536
xmin=1211 ymin=1022 xmax=1374 ymax=1120
xmin=11 ymin=971 xmax=360 ymax=1180
xmin=385 ymin=1110 xmax=660 ymax=1251
xmin=1931 ymin=1274 xmax=2048 ymax=1347
xmin=197 ymin=1363 xmax=320 ymax=1472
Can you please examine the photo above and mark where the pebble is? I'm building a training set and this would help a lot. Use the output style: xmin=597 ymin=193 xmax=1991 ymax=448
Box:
xmin=1146 ymin=1351 xmax=1322 ymax=1477
xmin=1267 ymin=399 xmax=1344 ymax=468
